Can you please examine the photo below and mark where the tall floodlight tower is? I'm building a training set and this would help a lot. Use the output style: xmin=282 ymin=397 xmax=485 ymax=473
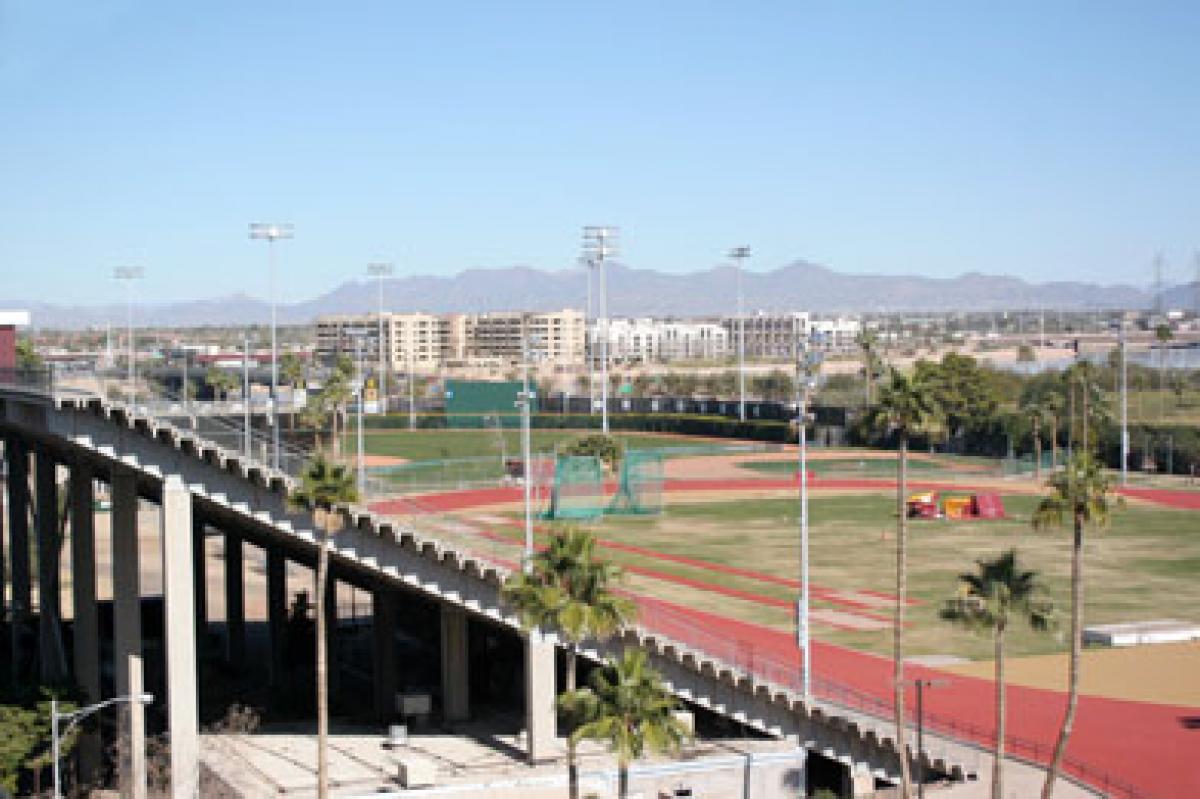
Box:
xmin=367 ymin=262 xmax=394 ymax=414
xmin=517 ymin=335 xmax=544 ymax=571
xmin=113 ymin=266 xmax=144 ymax=405
xmin=249 ymin=222 xmax=294 ymax=470
xmin=729 ymin=246 xmax=751 ymax=421
xmin=795 ymin=334 xmax=823 ymax=702
xmin=582 ymin=256 xmax=596 ymax=416
xmin=1119 ymin=322 xmax=1129 ymax=486
xmin=583 ymin=226 xmax=618 ymax=435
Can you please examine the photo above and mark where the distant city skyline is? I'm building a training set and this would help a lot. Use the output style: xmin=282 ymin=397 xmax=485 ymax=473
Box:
xmin=2 ymin=2 xmax=1198 ymax=304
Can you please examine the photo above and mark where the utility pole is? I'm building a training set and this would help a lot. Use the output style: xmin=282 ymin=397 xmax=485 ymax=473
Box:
xmin=729 ymin=246 xmax=751 ymax=421
xmin=243 ymin=332 xmax=252 ymax=459
xmin=583 ymin=227 xmax=617 ymax=435
xmin=113 ymin=266 xmax=144 ymax=405
xmin=249 ymin=222 xmax=294 ymax=471
xmin=368 ymin=262 xmax=394 ymax=415
xmin=517 ymin=336 xmax=542 ymax=571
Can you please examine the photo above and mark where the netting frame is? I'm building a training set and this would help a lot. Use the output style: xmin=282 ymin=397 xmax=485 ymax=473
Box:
xmin=541 ymin=454 xmax=606 ymax=520
xmin=607 ymin=449 xmax=664 ymax=516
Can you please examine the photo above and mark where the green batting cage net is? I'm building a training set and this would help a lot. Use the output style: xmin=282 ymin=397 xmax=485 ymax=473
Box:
xmin=607 ymin=450 xmax=664 ymax=516
xmin=542 ymin=455 xmax=605 ymax=520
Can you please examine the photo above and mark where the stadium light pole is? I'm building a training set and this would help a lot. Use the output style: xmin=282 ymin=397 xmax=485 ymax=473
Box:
xmin=367 ymin=262 xmax=393 ymax=414
xmin=583 ymin=227 xmax=618 ymax=435
xmin=517 ymin=335 xmax=543 ymax=572
xmin=729 ymin=246 xmax=751 ymax=421
xmin=113 ymin=266 xmax=144 ymax=405
xmin=1119 ymin=321 xmax=1129 ymax=486
xmin=249 ymin=222 xmax=294 ymax=471
xmin=243 ymin=332 xmax=252 ymax=459
xmin=795 ymin=335 xmax=822 ymax=703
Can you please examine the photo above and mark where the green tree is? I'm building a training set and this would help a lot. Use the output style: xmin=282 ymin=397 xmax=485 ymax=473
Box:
xmin=15 ymin=338 xmax=43 ymax=371
xmin=562 ymin=434 xmax=624 ymax=472
xmin=915 ymin=353 xmax=999 ymax=452
xmin=560 ymin=648 xmax=690 ymax=799
xmin=941 ymin=550 xmax=1055 ymax=799
xmin=503 ymin=527 xmax=635 ymax=799
xmin=865 ymin=367 xmax=940 ymax=798
xmin=280 ymin=352 xmax=307 ymax=389
xmin=289 ymin=456 xmax=359 ymax=799
xmin=856 ymin=329 xmax=882 ymax=405
xmin=320 ymin=371 xmax=353 ymax=459
xmin=1031 ymin=453 xmax=1120 ymax=799
xmin=205 ymin=367 xmax=239 ymax=401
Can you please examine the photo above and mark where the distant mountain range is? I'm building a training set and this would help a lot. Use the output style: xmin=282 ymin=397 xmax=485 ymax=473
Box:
xmin=8 ymin=261 xmax=1190 ymax=329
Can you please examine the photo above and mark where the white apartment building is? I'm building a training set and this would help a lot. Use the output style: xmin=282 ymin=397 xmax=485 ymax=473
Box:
xmin=590 ymin=318 xmax=729 ymax=363
xmin=720 ymin=312 xmax=861 ymax=358
xmin=808 ymin=316 xmax=861 ymax=348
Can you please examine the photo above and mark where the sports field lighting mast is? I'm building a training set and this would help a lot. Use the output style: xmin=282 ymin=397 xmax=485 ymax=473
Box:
xmin=795 ymin=333 xmax=823 ymax=702
xmin=517 ymin=335 xmax=544 ymax=572
xmin=1119 ymin=321 xmax=1129 ymax=486
xmin=249 ymin=222 xmax=294 ymax=470
xmin=367 ymin=262 xmax=393 ymax=414
xmin=583 ymin=226 xmax=617 ymax=434
xmin=729 ymin=246 xmax=751 ymax=421
xmin=113 ymin=266 xmax=144 ymax=405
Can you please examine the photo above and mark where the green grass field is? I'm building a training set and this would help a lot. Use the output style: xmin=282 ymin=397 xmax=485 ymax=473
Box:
xmin=348 ymin=428 xmax=703 ymax=462
xmin=477 ymin=491 xmax=1200 ymax=662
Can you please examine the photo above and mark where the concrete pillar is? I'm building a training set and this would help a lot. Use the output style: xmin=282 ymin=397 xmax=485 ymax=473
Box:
xmin=267 ymin=547 xmax=287 ymax=686
xmin=161 ymin=477 xmax=199 ymax=798
xmin=440 ymin=605 xmax=469 ymax=722
xmin=373 ymin=589 xmax=397 ymax=721
xmin=192 ymin=518 xmax=207 ymax=638
xmin=6 ymin=439 xmax=30 ymax=682
xmin=324 ymin=569 xmax=340 ymax=706
xmin=35 ymin=449 xmax=66 ymax=683
xmin=524 ymin=631 xmax=557 ymax=763
xmin=111 ymin=468 xmax=146 ymax=799
xmin=223 ymin=531 xmax=245 ymax=666
xmin=843 ymin=765 xmax=876 ymax=798
xmin=69 ymin=464 xmax=101 ymax=779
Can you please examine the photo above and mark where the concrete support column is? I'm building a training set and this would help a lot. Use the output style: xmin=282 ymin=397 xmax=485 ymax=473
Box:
xmin=223 ymin=531 xmax=245 ymax=666
xmin=372 ymin=589 xmax=396 ymax=721
xmin=267 ymin=548 xmax=287 ymax=686
xmin=111 ymin=468 xmax=146 ymax=799
xmin=192 ymin=518 xmax=207 ymax=639
xmin=843 ymin=765 xmax=876 ymax=798
xmin=324 ymin=570 xmax=340 ymax=706
xmin=440 ymin=606 xmax=469 ymax=723
xmin=161 ymin=477 xmax=199 ymax=798
xmin=6 ymin=439 xmax=30 ymax=683
xmin=524 ymin=631 xmax=557 ymax=763
xmin=69 ymin=464 xmax=101 ymax=780
xmin=35 ymin=449 xmax=65 ymax=683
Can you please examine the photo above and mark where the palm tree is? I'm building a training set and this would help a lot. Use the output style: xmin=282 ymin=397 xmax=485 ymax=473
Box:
xmin=1032 ymin=453 xmax=1120 ymax=798
xmin=856 ymin=329 xmax=881 ymax=406
xmin=864 ymin=367 xmax=940 ymax=798
xmin=941 ymin=550 xmax=1055 ymax=799
xmin=561 ymin=648 xmax=690 ymax=799
xmin=289 ymin=456 xmax=359 ymax=799
xmin=502 ymin=527 xmax=636 ymax=799
xmin=281 ymin=352 xmax=307 ymax=431
xmin=205 ymin=366 xmax=239 ymax=401
xmin=320 ymin=371 xmax=353 ymax=459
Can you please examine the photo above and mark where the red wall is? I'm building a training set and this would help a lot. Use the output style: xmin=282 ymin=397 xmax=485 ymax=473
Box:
xmin=0 ymin=326 xmax=16 ymax=370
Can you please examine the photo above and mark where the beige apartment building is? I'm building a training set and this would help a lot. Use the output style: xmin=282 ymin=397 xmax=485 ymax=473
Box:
xmin=315 ymin=309 xmax=585 ymax=372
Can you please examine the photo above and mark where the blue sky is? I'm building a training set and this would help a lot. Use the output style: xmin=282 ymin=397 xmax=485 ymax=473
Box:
xmin=2 ymin=1 xmax=1198 ymax=305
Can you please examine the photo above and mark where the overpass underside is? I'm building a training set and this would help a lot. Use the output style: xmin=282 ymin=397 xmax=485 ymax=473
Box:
xmin=0 ymin=388 xmax=956 ymax=797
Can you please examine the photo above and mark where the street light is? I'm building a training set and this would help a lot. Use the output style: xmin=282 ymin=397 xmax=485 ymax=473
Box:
xmin=52 ymin=692 xmax=154 ymax=799
xmin=795 ymin=334 xmax=823 ymax=703
xmin=367 ymin=262 xmax=394 ymax=415
xmin=583 ymin=226 xmax=618 ymax=435
xmin=249 ymin=222 xmax=294 ymax=471
xmin=729 ymin=246 xmax=751 ymax=422
xmin=113 ymin=266 xmax=144 ymax=405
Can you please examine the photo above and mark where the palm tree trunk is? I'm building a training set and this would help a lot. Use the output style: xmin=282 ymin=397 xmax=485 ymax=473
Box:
xmin=993 ymin=621 xmax=1006 ymax=799
xmin=894 ymin=433 xmax=913 ymax=797
xmin=618 ymin=761 xmax=629 ymax=799
xmin=316 ymin=521 xmax=332 ymax=799
xmin=566 ymin=649 xmax=579 ymax=799
xmin=331 ymin=407 xmax=342 ymax=459
xmin=1042 ymin=516 xmax=1083 ymax=799
xmin=1033 ymin=419 xmax=1042 ymax=481
xmin=1050 ymin=415 xmax=1058 ymax=469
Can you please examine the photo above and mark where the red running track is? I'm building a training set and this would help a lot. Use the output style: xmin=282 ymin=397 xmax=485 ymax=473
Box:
xmin=374 ymin=478 xmax=1200 ymax=797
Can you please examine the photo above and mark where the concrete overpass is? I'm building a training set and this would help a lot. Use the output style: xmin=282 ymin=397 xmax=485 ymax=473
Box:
xmin=0 ymin=380 xmax=969 ymax=797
